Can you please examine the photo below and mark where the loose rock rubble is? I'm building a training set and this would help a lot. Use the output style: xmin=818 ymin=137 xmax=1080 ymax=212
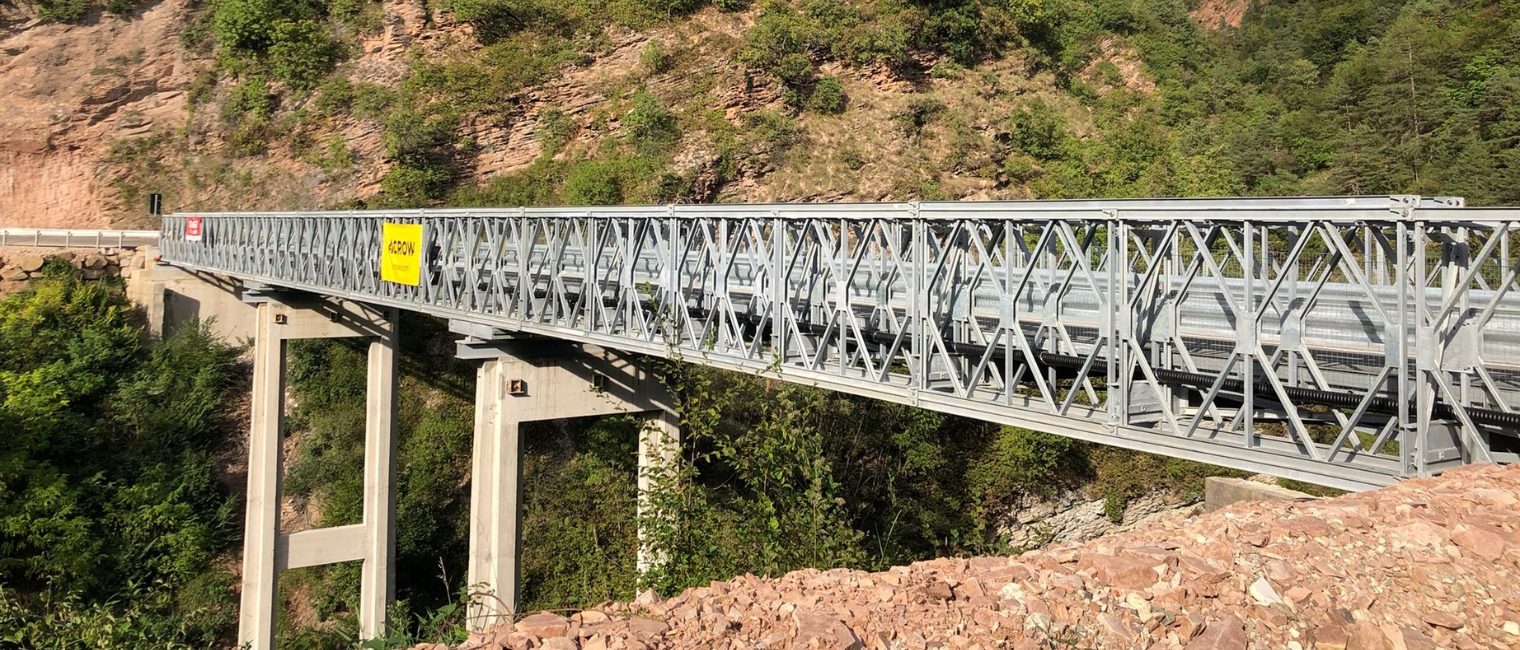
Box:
xmin=437 ymin=464 xmax=1520 ymax=649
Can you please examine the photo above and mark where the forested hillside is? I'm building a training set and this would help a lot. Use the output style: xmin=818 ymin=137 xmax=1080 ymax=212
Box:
xmin=3 ymin=0 xmax=1519 ymax=227
xmin=2 ymin=0 xmax=1519 ymax=647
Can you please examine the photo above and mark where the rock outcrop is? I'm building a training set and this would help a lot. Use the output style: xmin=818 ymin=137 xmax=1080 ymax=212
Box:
xmin=0 ymin=0 xmax=195 ymax=228
xmin=440 ymin=463 xmax=1520 ymax=649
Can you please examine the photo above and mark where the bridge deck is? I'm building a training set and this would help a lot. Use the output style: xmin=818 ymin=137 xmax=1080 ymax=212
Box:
xmin=155 ymin=196 xmax=1520 ymax=490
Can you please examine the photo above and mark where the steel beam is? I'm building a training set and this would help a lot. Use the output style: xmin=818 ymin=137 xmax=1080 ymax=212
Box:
xmin=160 ymin=198 xmax=1520 ymax=490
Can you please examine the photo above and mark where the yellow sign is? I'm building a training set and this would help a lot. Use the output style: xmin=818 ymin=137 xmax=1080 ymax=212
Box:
xmin=380 ymin=223 xmax=424 ymax=286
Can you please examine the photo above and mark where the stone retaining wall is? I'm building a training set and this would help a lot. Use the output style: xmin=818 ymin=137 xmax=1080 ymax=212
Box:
xmin=0 ymin=247 xmax=150 ymax=293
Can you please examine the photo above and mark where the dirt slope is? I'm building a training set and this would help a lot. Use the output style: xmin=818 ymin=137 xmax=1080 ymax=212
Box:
xmin=0 ymin=0 xmax=194 ymax=228
xmin=449 ymin=463 xmax=1520 ymax=649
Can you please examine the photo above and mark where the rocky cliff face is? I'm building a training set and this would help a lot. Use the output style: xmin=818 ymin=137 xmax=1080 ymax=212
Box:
xmin=0 ymin=0 xmax=194 ymax=228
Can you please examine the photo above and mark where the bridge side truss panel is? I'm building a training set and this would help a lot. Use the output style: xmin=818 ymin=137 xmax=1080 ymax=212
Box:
xmin=160 ymin=200 xmax=1520 ymax=490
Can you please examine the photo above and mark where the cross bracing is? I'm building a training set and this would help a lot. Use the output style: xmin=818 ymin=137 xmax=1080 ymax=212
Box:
xmin=159 ymin=195 xmax=1520 ymax=490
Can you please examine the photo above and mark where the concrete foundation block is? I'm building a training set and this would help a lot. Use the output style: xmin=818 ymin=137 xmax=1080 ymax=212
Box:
xmin=1204 ymin=477 xmax=1318 ymax=512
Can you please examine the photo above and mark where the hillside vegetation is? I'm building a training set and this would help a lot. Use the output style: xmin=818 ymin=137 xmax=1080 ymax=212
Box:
xmin=0 ymin=267 xmax=244 ymax=648
xmin=4 ymin=0 xmax=1520 ymax=227
xmin=3 ymin=0 xmax=1520 ymax=647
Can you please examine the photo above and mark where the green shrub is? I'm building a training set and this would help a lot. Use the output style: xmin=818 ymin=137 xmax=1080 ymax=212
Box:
xmin=440 ymin=0 xmax=565 ymax=44
xmin=807 ymin=76 xmax=846 ymax=114
xmin=743 ymin=110 xmax=799 ymax=151
xmin=536 ymin=107 xmax=575 ymax=156
xmin=563 ymin=160 xmax=624 ymax=205
xmin=315 ymin=77 xmax=392 ymax=119
xmin=221 ymin=76 xmax=276 ymax=156
xmin=221 ymin=76 xmax=276 ymax=122
xmin=624 ymin=90 xmax=679 ymax=153
xmin=35 ymin=0 xmax=89 ymax=21
xmin=841 ymin=148 xmax=866 ymax=170
xmin=640 ymin=40 xmax=671 ymax=75
xmin=104 ymin=0 xmax=144 ymax=15
xmin=382 ymin=110 xmax=461 ymax=201
xmin=379 ymin=165 xmax=456 ymax=207
xmin=268 ymin=19 xmax=343 ymax=88
xmin=187 ymin=67 xmax=219 ymax=107
xmin=210 ymin=0 xmax=285 ymax=55
xmin=1102 ymin=491 xmax=1126 ymax=524
xmin=893 ymin=97 xmax=944 ymax=137
xmin=0 ymin=270 xmax=242 ymax=647
xmin=968 ymin=427 xmax=1081 ymax=508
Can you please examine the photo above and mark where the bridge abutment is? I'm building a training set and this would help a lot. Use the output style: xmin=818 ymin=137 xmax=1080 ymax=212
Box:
xmin=238 ymin=294 xmax=398 ymax=650
xmin=454 ymin=324 xmax=677 ymax=629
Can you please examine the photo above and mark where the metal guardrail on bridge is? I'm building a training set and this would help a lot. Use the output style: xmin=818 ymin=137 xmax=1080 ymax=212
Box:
xmin=0 ymin=228 xmax=160 ymax=248
xmin=158 ymin=196 xmax=1520 ymax=490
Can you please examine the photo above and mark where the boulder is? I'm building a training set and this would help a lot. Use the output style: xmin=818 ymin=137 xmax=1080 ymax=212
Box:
xmin=14 ymin=254 xmax=45 ymax=272
xmin=516 ymin=612 xmax=570 ymax=638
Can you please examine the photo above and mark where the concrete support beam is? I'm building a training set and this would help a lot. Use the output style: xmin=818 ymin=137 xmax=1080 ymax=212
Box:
xmin=360 ymin=322 xmax=399 ymax=640
xmin=238 ymin=302 xmax=285 ymax=648
xmin=1203 ymin=476 xmax=1318 ymax=512
xmin=637 ymin=411 xmax=680 ymax=576
xmin=459 ymin=333 xmax=676 ymax=631
xmin=277 ymin=524 xmax=368 ymax=570
xmin=468 ymin=359 xmax=521 ymax=628
xmin=236 ymin=297 xmax=398 ymax=650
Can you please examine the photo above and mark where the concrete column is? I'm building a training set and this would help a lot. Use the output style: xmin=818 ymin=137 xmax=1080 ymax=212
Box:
xmin=238 ymin=302 xmax=285 ymax=650
xmin=637 ymin=411 xmax=680 ymax=577
xmin=468 ymin=359 xmax=522 ymax=628
xmin=235 ymin=295 xmax=398 ymax=650
xmin=359 ymin=311 xmax=399 ymax=640
xmin=454 ymin=330 xmax=677 ymax=632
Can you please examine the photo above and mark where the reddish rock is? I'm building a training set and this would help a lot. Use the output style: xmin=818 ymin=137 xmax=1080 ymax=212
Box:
xmin=516 ymin=612 xmax=570 ymax=637
xmin=1082 ymin=553 xmax=1159 ymax=591
xmin=1421 ymin=610 xmax=1464 ymax=630
xmin=14 ymin=254 xmax=44 ymax=273
xmin=1188 ymin=614 xmax=1246 ymax=648
xmin=626 ymin=617 xmax=668 ymax=639
xmin=791 ymin=608 xmax=861 ymax=650
xmin=1451 ymin=526 xmax=1506 ymax=561
xmin=433 ymin=464 xmax=1520 ymax=650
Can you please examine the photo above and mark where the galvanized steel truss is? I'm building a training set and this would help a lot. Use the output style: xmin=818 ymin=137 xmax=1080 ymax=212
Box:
xmin=159 ymin=196 xmax=1520 ymax=490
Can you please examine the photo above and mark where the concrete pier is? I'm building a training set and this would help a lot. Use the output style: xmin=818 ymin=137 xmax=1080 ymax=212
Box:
xmin=454 ymin=324 xmax=678 ymax=630
xmin=237 ymin=294 xmax=398 ymax=650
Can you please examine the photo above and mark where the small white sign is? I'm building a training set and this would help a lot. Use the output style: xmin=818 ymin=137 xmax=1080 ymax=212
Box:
xmin=185 ymin=216 xmax=204 ymax=242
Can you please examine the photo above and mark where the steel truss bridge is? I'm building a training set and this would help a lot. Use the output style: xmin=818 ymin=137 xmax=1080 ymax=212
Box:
xmin=159 ymin=196 xmax=1520 ymax=491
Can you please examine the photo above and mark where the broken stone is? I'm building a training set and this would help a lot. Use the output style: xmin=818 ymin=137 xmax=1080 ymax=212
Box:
xmin=1451 ymin=526 xmax=1506 ymax=561
xmin=517 ymin=612 xmax=570 ymax=637
xmin=1249 ymin=577 xmax=1282 ymax=607
xmin=790 ymin=608 xmax=861 ymax=650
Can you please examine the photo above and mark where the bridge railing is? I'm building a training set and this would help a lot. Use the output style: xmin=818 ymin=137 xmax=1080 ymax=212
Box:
xmin=0 ymin=228 xmax=159 ymax=248
xmin=159 ymin=197 xmax=1520 ymax=489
